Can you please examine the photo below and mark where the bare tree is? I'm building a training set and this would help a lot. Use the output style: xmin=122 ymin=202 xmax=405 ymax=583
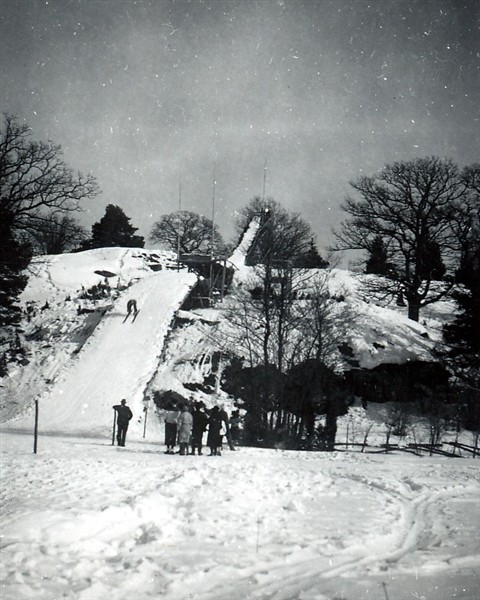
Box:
xmin=454 ymin=164 xmax=480 ymax=264
xmin=295 ymin=274 xmax=341 ymax=369
xmin=149 ymin=210 xmax=225 ymax=255
xmin=29 ymin=213 xmax=87 ymax=255
xmin=0 ymin=114 xmax=98 ymax=335
xmin=221 ymin=265 xmax=315 ymax=373
xmin=1 ymin=114 xmax=99 ymax=240
xmin=220 ymin=266 xmax=342 ymax=440
xmin=236 ymin=197 xmax=319 ymax=264
xmin=333 ymin=157 xmax=471 ymax=321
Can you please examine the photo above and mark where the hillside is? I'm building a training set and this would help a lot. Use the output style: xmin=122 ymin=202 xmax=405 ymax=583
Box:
xmin=0 ymin=248 xmax=197 ymax=436
xmin=0 ymin=233 xmax=456 ymax=438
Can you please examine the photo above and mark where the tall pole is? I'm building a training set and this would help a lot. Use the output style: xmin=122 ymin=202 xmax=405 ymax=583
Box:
xmin=220 ymin=256 xmax=227 ymax=301
xmin=211 ymin=160 xmax=216 ymax=259
xmin=112 ymin=409 xmax=116 ymax=446
xmin=209 ymin=161 xmax=216 ymax=304
xmin=262 ymin=158 xmax=267 ymax=208
xmin=177 ymin=168 xmax=182 ymax=271
xmin=143 ymin=406 xmax=148 ymax=438
xmin=33 ymin=399 xmax=39 ymax=454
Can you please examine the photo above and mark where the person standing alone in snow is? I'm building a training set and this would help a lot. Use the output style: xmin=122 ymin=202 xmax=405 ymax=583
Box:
xmin=113 ymin=399 xmax=133 ymax=447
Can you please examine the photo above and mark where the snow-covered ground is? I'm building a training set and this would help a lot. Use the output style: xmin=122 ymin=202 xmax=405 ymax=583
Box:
xmin=1 ymin=241 xmax=478 ymax=599
xmin=1 ymin=431 xmax=479 ymax=600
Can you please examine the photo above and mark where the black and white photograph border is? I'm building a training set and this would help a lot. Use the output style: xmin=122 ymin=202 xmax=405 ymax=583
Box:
xmin=1 ymin=1 xmax=479 ymax=599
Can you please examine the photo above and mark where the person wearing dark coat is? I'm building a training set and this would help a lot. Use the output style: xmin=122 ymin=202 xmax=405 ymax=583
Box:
xmin=127 ymin=299 xmax=138 ymax=316
xmin=230 ymin=410 xmax=242 ymax=445
xmin=207 ymin=406 xmax=223 ymax=456
xmin=190 ymin=403 xmax=209 ymax=455
xmin=113 ymin=399 xmax=133 ymax=447
xmin=164 ymin=402 xmax=179 ymax=454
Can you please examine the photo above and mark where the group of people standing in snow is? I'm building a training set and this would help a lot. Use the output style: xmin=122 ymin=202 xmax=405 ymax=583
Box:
xmin=164 ymin=401 xmax=240 ymax=456
xmin=112 ymin=397 xmax=241 ymax=455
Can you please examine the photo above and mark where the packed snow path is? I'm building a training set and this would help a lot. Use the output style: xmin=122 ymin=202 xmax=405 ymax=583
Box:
xmin=1 ymin=433 xmax=479 ymax=600
xmin=4 ymin=270 xmax=196 ymax=438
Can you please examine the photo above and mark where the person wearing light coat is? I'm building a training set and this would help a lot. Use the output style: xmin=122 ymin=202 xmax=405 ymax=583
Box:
xmin=177 ymin=405 xmax=193 ymax=455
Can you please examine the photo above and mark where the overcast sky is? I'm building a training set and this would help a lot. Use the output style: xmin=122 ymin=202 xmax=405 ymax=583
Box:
xmin=1 ymin=0 xmax=479 ymax=257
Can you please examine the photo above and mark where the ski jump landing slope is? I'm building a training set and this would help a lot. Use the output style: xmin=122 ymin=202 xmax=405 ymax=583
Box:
xmin=7 ymin=270 xmax=197 ymax=439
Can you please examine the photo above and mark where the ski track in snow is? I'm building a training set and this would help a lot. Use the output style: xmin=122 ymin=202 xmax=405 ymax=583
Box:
xmin=1 ymin=434 xmax=479 ymax=600
xmin=3 ymin=269 xmax=196 ymax=438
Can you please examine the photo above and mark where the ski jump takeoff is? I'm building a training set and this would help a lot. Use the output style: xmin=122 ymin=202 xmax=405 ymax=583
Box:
xmin=123 ymin=299 xmax=139 ymax=323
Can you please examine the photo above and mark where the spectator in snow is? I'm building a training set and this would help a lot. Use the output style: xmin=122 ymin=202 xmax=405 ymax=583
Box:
xmin=127 ymin=299 xmax=138 ymax=316
xmin=207 ymin=406 xmax=223 ymax=456
xmin=219 ymin=404 xmax=236 ymax=451
xmin=113 ymin=399 xmax=133 ymax=447
xmin=164 ymin=401 xmax=179 ymax=454
xmin=190 ymin=402 xmax=209 ymax=455
xmin=229 ymin=410 xmax=242 ymax=445
xmin=177 ymin=405 xmax=193 ymax=456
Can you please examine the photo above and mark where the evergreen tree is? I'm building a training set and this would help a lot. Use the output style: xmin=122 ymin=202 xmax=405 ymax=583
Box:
xmin=294 ymin=239 xmax=329 ymax=268
xmin=417 ymin=238 xmax=446 ymax=281
xmin=444 ymin=236 xmax=480 ymax=356
xmin=442 ymin=229 xmax=480 ymax=431
xmin=83 ymin=205 xmax=145 ymax=249
xmin=0 ymin=206 xmax=32 ymax=327
xmin=365 ymin=235 xmax=392 ymax=276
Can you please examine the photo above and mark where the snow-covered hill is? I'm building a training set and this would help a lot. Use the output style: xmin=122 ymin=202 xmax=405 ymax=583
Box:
xmin=1 ymin=248 xmax=197 ymax=436
xmin=1 ymin=236 xmax=456 ymax=438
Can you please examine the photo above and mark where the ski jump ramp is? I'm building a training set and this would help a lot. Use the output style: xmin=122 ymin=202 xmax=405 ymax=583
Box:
xmin=6 ymin=270 xmax=197 ymax=439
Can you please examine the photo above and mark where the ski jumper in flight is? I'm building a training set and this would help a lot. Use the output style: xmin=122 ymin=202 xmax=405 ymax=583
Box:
xmin=127 ymin=299 xmax=138 ymax=316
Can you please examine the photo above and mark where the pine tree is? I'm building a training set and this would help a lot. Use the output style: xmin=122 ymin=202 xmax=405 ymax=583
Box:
xmin=443 ymin=234 xmax=480 ymax=431
xmin=444 ymin=239 xmax=480 ymax=356
xmin=365 ymin=235 xmax=392 ymax=276
xmin=82 ymin=205 xmax=145 ymax=249
xmin=294 ymin=239 xmax=329 ymax=268
xmin=417 ymin=239 xmax=446 ymax=281
xmin=0 ymin=206 xmax=32 ymax=327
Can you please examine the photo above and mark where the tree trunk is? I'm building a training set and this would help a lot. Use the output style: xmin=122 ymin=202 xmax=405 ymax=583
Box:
xmin=407 ymin=299 xmax=421 ymax=321
xmin=325 ymin=410 xmax=337 ymax=451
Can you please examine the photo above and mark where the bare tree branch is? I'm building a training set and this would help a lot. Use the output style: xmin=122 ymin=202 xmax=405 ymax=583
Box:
xmin=1 ymin=114 xmax=99 ymax=240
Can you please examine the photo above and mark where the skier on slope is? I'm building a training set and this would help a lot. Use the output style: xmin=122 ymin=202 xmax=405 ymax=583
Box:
xmin=126 ymin=299 xmax=138 ymax=316
xmin=112 ymin=399 xmax=133 ymax=447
